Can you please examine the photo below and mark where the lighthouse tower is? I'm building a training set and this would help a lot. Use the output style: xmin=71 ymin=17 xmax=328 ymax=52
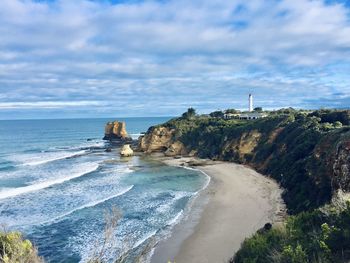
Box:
xmin=249 ymin=94 xmax=253 ymax=112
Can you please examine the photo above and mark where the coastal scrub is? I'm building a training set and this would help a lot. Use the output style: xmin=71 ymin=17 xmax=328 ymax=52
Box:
xmin=232 ymin=201 xmax=350 ymax=262
xmin=0 ymin=231 xmax=44 ymax=263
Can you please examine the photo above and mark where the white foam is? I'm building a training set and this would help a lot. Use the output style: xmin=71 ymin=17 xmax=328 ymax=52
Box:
xmin=130 ymin=133 xmax=143 ymax=140
xmin=156 ymin=191 xmax=191 ymax=213
xmin=101 ymin=165 xmax=134 ymax=175
xmin=118 ymin=167 xmax=133 ymax=174
xmin=132 ymin=230 xmax=157 ymax=249
xmin=0 ymin=162 xmax=99 ymax=200
xmin=180 ymin=166 xmax=211 ymax=194
xmin=71 ymin=141 xmax=105 ymax=150
xmin=13 ymin=150 xmax=87 ymax=166
xmin=43 ymin=185 xmax=134 ymax=224
xmin=167 ymin=210 xmax=184 ymax=227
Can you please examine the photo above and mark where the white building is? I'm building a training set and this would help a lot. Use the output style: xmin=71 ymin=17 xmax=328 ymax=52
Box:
xmin=238 ymin=112 xmax=267 ymax=120
xmin=224 ymin=94 xmax=267 ymax=120
xmin=249 ymin=94 xmax=253 ymax=112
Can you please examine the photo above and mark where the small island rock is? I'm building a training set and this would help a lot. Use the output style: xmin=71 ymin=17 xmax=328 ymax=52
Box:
xmin=104 ymin=121 xmax=131 ymax=141
xmin=120 ymin=144 xmax=133 ymax=157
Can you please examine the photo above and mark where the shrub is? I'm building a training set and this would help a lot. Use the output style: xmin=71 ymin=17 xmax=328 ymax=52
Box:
xmin=209 ymin=110 xmax=224 ymax=118
xmin=334 ymin=121 xmax=343 ymax=128
xmin=0 ymin=231 xmax=44 ymax=263
xmin=181 ymin=108 xmax=196 ymax=119
xmin=233 ymin=204 xmax=350 ymax=263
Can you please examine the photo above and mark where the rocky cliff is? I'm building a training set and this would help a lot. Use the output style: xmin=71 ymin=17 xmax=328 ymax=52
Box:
xmin=103 ymin=121 xmax=131 ymax=141
xmin=138 ymin=110 xmax=350 ymax=214
xmin=138 ymin=126 xmax=187 ymax=156
xmin=334 ymin=141 xmax=350 ymax=190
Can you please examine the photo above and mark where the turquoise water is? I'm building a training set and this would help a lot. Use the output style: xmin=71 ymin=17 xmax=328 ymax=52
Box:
xmin=0 ymin=118 xmax=208 ymax=262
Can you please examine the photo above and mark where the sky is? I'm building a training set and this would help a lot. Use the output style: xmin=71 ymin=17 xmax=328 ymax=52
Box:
xmin=0 ymin=0 xmax=350 ymax=119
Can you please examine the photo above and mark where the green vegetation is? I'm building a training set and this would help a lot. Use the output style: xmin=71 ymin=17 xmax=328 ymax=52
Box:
xmin=161 ymin=109 xmax=350 ymax=214
xmin=181 ymin=107 xmax=196 ymax=119
xmin=209 ymin=110 xmax=225 ymax=118
xmin=0 ymin=231 xmax=43 ymax=263
xmin=232 ymin=202 xmax=350 ymax=263
xmin=225 ymin=108 xmax=241 ymax=114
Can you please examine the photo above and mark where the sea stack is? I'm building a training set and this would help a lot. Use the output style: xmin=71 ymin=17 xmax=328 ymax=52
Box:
xmin=120 ymin=144 xmax=133 ymax=157
xmin=103 ymin=121 xmax=131 ymax=141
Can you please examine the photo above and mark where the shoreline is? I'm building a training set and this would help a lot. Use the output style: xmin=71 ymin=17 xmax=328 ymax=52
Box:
xmin=150 ymin=156 xmax=286 ymax=263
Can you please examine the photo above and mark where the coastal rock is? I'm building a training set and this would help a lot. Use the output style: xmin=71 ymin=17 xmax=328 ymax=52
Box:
xmin=138 ymin=126 xmax=188 ymax=156
xmin=188 ymin=150 xmax=197 ymax=157
xmin=165 ymin=141 xmax=187 ymax=157
xmin=138 ymin=127 xmax=175 ymax=152
xmin=103 ymin=121 xmax=131 ymax=141
xmin=120 ymin=144 xmax=134 ymax=157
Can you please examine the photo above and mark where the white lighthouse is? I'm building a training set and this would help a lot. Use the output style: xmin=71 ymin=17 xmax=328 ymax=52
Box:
xmin=249 ymin=94 xmax=253 ymax=112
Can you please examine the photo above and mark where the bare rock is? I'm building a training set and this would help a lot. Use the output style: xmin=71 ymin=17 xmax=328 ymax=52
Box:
xmin=165 ymin=141 xmax=187 ymax=157
xmin=138 ymin=127 xmax=176 ymax=153
xmin=104 ymin=121 xmax=131 ymax=141
xmin=120 ymin=144 xmax=134 ymax=157
xmin=333 ymin=140 xmax=350 ymax=190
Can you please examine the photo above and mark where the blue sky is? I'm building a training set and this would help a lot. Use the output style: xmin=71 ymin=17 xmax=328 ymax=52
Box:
xmin=0 ymin=0 xmax=350 ymax=119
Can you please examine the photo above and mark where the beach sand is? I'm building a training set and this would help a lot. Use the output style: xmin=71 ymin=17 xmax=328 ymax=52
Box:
xmin=151 ymin=157 xmax=286 ymax=263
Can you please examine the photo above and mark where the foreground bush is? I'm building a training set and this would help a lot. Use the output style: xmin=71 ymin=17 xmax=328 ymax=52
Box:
xmin=232 ymin=202 xmax=350 ymax=263
xmin=0 ymin=231 xmax=44 ymax=263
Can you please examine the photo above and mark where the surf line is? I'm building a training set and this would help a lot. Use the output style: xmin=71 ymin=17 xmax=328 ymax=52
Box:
xmin=40 ymin=185 xmax=135 ymax=226
xmin=0 ymin=163 xmax=99 ymax=200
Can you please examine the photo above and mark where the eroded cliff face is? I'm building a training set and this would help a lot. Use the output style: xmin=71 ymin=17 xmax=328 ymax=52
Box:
xmin=138 ymin=126 xmax=187 ymax=156
xmin=222 ymin=130 xmax=262 ymax=162
xmin=332 ymin=139 xmax=350 ymax=191
xmin=103 ymin=121 xmax=130 ymax=140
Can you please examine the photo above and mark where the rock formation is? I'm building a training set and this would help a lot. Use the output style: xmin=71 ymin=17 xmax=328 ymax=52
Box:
xmin=103 ymin=121 xmax=131 ymax=141
xmin=165 ymin=141 xmax=187 ymax=156
xmin=138 ymin=126 xmax=187 ymax=156
xmin=120 ymin=144 xmax=134 ymax=157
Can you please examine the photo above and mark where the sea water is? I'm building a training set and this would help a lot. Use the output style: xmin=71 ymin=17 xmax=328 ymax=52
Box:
xmin=0 ymin=118 xmax=209 ymax=262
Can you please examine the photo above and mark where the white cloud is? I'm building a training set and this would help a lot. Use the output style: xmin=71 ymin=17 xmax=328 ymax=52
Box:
xmin=0 ymin=100 xmax=107 ymax=109
xmin=0 ymin=0 xmax=349 ymax=118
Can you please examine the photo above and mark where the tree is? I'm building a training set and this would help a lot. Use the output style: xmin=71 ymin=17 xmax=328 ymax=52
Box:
xmin=225 ymin=108 xmax=240 ymax=114
xmin=254 ymin=107 xmax=263 ymax=112
xmin=209 ymin=111 xmax=224 ymax=118
xmin=182 ymin=108 xmax=196 ymax=119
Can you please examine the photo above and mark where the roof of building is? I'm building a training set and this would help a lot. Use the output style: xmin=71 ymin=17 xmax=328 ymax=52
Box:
xmin=239 ymin=112 xmax=267 ymax=118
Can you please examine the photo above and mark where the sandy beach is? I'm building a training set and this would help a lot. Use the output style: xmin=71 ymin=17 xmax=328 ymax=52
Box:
xmin=151 ymin=157 xmax=286 ymax=263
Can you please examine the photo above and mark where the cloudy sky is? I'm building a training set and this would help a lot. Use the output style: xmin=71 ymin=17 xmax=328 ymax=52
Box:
xmin=0 ymin=0 xmax=350 ymax=119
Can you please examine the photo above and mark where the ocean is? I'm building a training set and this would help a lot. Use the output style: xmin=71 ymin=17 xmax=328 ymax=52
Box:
xmin=0 ymin=118 xmax=209 ymax=262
